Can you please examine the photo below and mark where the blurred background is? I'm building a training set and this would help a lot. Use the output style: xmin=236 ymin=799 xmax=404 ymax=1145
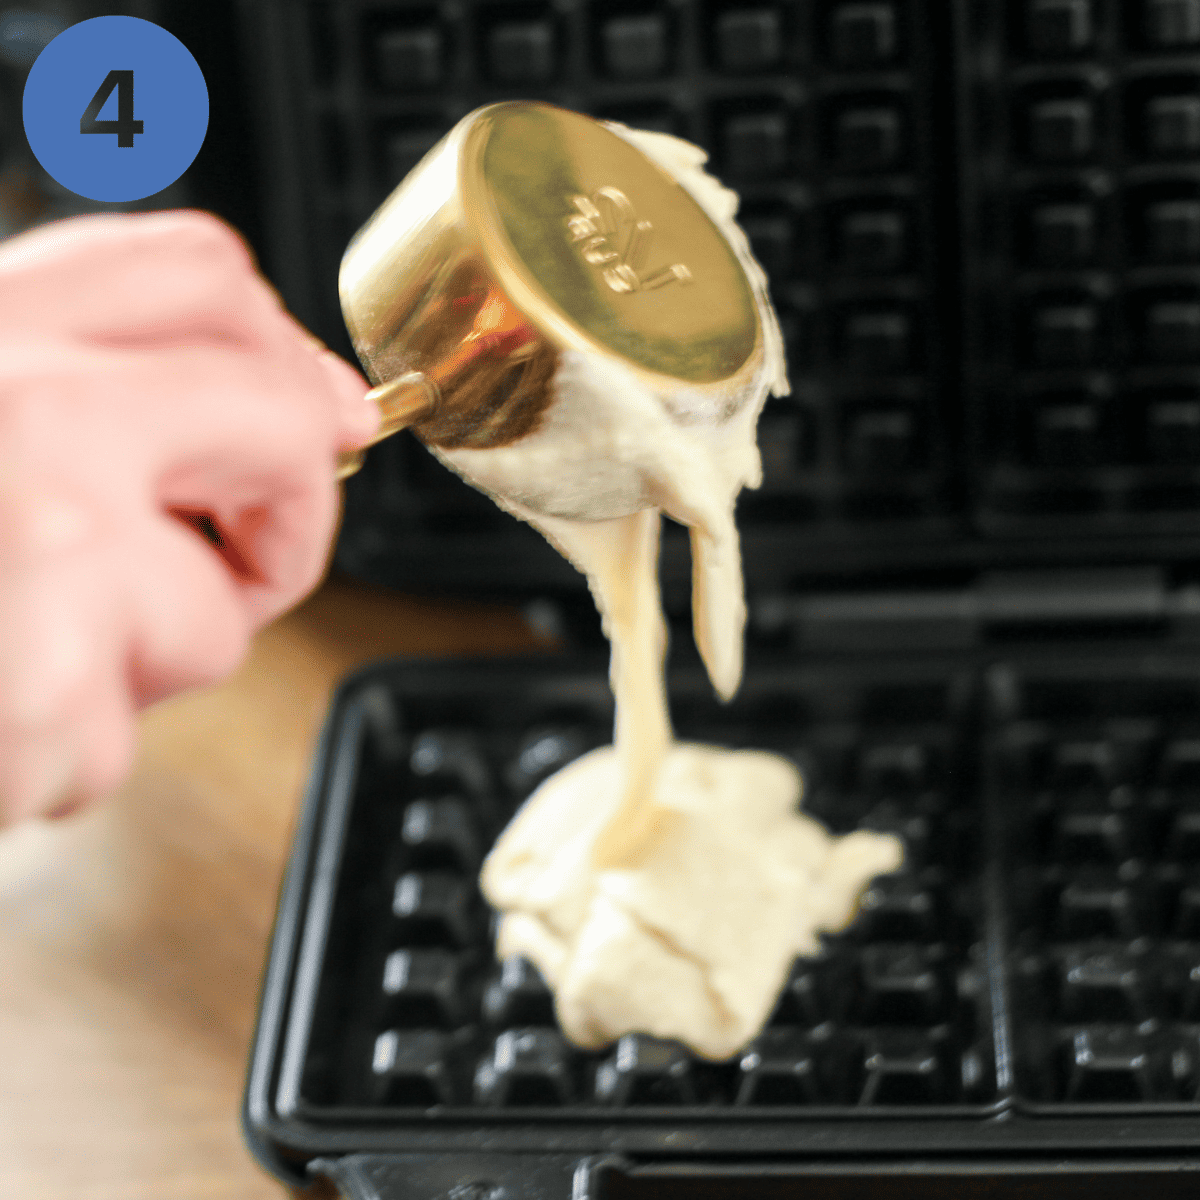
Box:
xmin=7 ymin=0 xmax=1199 ymax=629
xmin=7 ymin=0 xmax=1198 ymax=636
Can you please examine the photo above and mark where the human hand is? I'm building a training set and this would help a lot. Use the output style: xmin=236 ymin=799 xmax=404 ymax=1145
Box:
xmin=0 ymin=210 xmax=378 ymax=825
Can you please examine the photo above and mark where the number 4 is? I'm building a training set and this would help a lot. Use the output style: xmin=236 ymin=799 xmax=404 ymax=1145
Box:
xmin=80 ymin=70 xmax=143 ymax=148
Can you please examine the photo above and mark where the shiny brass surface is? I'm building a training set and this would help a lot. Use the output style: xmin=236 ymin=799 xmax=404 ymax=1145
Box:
xmin=334 ymin=373 xmax=438 ymax=479
xmin=335 ymin=449 xmax=366 ymax=481
xmin=464 ymin=104 xmax=757 ymax=386
xmin=337 ymin=101 xmax=764 ymax=474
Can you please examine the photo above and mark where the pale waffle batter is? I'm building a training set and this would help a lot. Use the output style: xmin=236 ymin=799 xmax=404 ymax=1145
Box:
xmin=439 ymin=127 xmax=903 ymax=1060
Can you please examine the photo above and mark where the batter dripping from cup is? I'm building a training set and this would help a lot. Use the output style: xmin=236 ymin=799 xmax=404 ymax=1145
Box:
xmin=340 ymin=107 xmax=904 ymax=1059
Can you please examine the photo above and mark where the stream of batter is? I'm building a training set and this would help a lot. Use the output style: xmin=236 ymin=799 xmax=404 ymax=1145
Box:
xmin=447 ymin=128 xmax=903 ymax=1059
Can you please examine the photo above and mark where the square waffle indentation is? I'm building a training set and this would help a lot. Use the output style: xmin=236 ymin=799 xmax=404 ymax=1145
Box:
xmin=378 ymin=124 xmax=446 ymax=189
xmin=1029 ymin=396 xmax=1112 ymax=467
xmin=1144 ymin=0 xmax=1200 ymax=47
xmin=831 ymin=103 xmax=906 ymax=170
xmin=1028 ymin=96 xmax=1096 ymax=161
xmin=595 ymin=1034 xmax=696 ymax=1105
xmin=1146 ymin=396 xmax=1200 ymax=462
xmin=373 ymin=20 xmax=445 ymax=90
xmin=475 ymin=1029 xmax=574 ymax=1106
xmin=1145 ymin=94 xmax=1200 ymax=158
xmin=844 ymin=407 xmax=921 ymax=472
xmin=717 ymin=105 xmax=794 ymax=179
xmin=713 ymin=6 xmax=785 ymax=72
xmin=838 ymin=207 xmax=910 ymax=271
xmin=737 ymin=1029 xmax=823 ymax=1104
xmin=599 ymin=12 xmax=670 ymax=79
xmin=484 ymin=9 xmax=558 ymax=83
xmin=1030 ymin=202 xmax=1097 ymax=264
xmin=381 ymin=948 xmax=464 ymax=1027
xmin=841 ymin=308 xmax=916 ymax=371
xmin=1146 ymin=198 xmax=1200 ymax=260
xmin=1025 ymin=0 xmax=1094 ymax=54
xmin=1027 ymin=299 xmax=1103 ymax=367
xmin=372 ymin=1030 xmax=455 ymax=1105
xmin=828 ymin=2 xmax=900 ymax=66
xmin=1136 ymin=290 xmax=1200 ymax=363
xmin=392 ymin=872 xmax=477 ymax=947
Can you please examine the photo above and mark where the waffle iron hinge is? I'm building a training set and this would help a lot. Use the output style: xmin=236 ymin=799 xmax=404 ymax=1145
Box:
xmin=751 ymin=566 xmax=1192 ymax=652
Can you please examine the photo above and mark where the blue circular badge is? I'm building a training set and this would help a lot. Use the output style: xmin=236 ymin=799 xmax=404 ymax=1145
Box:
xmin=22 ymin=16 xmax=208 ymax=203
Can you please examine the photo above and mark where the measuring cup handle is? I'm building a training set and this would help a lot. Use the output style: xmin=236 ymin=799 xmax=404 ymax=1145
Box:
xmin=335 ymin=372 xmax=440 ymax=480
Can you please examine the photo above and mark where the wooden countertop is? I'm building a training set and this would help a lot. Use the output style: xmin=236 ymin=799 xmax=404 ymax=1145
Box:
xmin=0 ymin=576 xmax=545 ymax=1199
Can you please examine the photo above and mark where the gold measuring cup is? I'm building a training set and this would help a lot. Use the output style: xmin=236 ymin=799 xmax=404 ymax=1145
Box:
xmin=336 ymin=101 xmax=766 ymax=499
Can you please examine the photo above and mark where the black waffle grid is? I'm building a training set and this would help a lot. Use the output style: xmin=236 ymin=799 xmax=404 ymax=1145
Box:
xmin=278 ymin=660 xmax=999 ymax=1118
xmin=988 ymin=658 xmax=1200 ymax=1108
xmin=265 ymin=653 xmax=1200 ymax=1127
xmin=959 ymin=0 xmax=1200 ymax=530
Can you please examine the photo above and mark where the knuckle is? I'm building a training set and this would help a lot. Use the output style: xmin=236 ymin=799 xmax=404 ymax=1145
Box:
xmin=164 ymin=210 xmax=250 ymax=261
xmin=126 ymin=211 xmax=256 ymax=290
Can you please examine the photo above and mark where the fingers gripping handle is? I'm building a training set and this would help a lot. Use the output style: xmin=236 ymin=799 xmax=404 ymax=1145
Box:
xmin=336 ymin=372 xmax=440 ymax=480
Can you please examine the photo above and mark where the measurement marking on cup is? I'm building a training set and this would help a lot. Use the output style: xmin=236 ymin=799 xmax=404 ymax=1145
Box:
xmin=567 ymin=188 xmax=693 ymax=294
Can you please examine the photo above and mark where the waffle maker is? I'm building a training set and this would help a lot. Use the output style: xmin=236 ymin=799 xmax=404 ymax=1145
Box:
xmin=239 ymin=1 xmax=1200 ymax=1195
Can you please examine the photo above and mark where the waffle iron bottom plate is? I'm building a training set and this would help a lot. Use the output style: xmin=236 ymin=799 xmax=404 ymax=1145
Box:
xmin=244 ymin=651 xmax=1200 ymax=1197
